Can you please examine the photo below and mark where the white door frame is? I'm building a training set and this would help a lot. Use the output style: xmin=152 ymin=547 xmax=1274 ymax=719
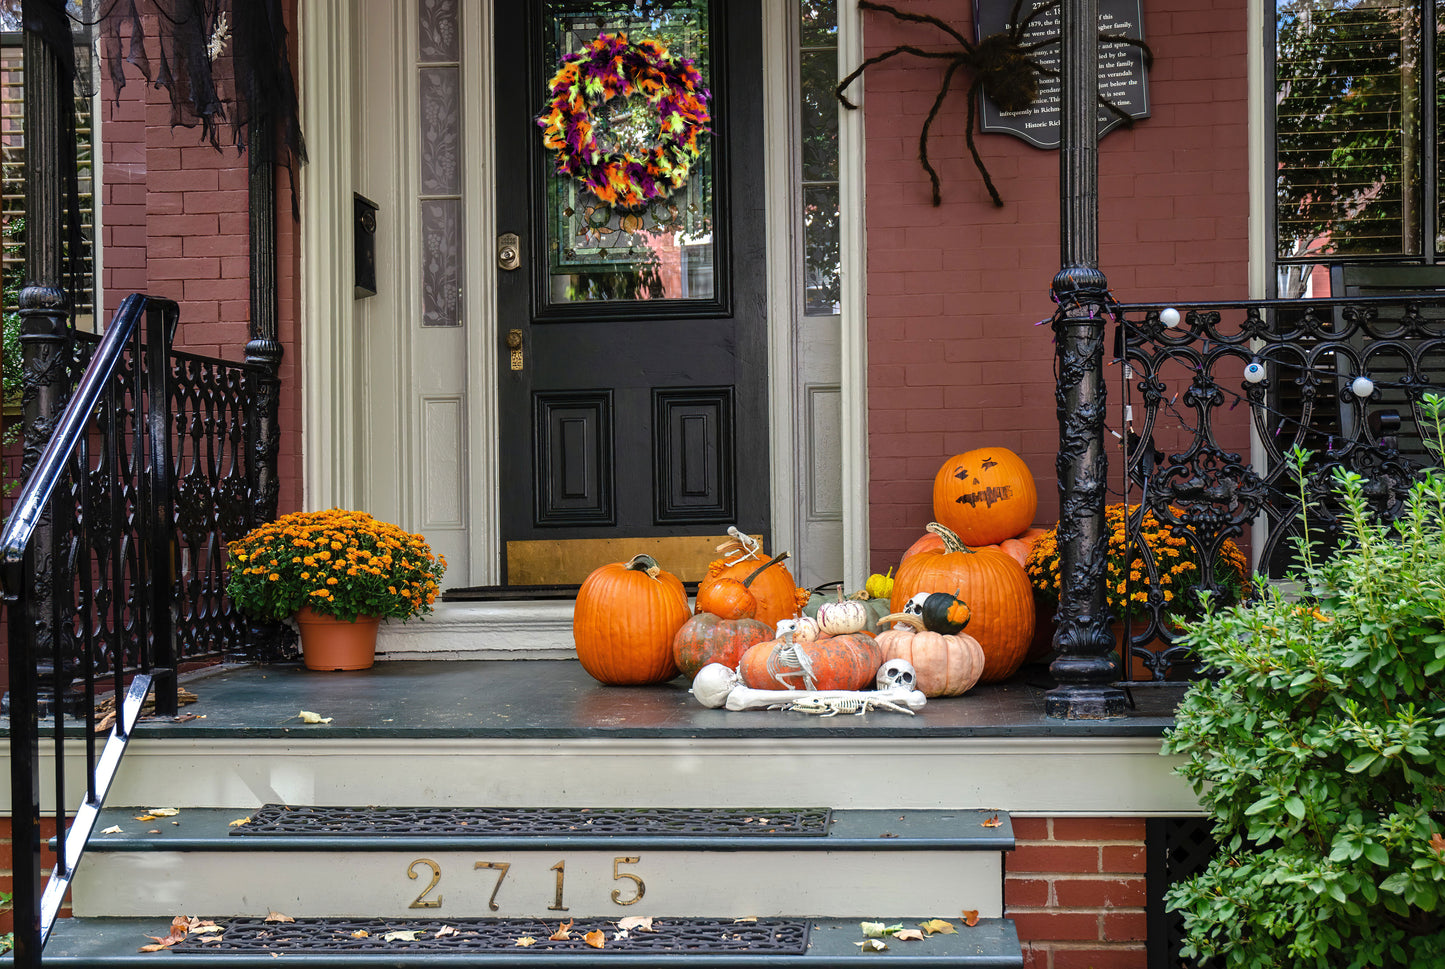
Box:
xmin=298 ymin=0 xmax=868 ymax=590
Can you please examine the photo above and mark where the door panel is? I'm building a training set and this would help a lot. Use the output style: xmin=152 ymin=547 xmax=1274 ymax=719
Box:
xmin=494 ymin=0 xmax=768 ymax=585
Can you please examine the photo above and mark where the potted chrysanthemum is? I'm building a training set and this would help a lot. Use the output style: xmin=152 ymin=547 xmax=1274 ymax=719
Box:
xmin=1024 ymin=504 xmax=1251 ymax=670
xmin=226 ymin=509 xmax=447 ymax=670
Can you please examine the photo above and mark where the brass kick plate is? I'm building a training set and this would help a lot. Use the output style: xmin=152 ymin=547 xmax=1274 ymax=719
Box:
xmin=506 ymin=535 xmax=764 ymax=586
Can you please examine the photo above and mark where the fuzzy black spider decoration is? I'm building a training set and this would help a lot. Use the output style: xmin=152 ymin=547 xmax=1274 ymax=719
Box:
xmin=836 ymin=0 xmax=1154 ymax=207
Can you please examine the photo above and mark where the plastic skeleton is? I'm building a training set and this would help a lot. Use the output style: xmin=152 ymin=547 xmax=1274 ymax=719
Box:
xmin=689 ymin=661 xmax=925 ymax=716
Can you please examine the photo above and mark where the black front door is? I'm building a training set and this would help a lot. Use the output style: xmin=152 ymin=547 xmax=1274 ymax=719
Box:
xmin=494 ymin=0 xmax=768 ymax=586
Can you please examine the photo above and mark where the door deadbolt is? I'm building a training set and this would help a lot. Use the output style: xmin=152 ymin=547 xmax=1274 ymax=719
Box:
xmin=497 ymin=232 xmax=521 ymax=271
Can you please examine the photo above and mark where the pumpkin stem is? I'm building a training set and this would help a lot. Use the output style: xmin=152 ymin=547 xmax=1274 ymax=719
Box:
xmin=926 ymin=522 xmax=975 ymax=554
xmin=741 ymin=551 xmax=789 ymax=588
xmin=625 ymin=553 xmax=663 ymax=579
xmin=881 ymin=612 xmax=925 ymax=631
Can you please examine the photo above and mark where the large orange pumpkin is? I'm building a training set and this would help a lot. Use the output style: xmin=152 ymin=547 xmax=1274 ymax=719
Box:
xmin=889 ymin=523 xmax=1034 ymax=683
xmin=698 ymin=550 xmax=802 ymax=627
xmin=876 ymin=614 xmax=986 ymax=697
xmin=573 ymin=554 xmax=690 ymax=685
xmin=931 ymin=447 xmax=1038 ymax=547
xmin=901 ymin=523 xmax=1046 ymax=567
xmin=672 ymin=612 xmax=774 ymax=679
xmin=738 ymin=632 xmax=882 ymax=691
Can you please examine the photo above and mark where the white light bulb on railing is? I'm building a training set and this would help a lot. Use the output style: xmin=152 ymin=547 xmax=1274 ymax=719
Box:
xmin=1351 ymin=375 xmax=1375 ymax=398
xmin=1159 ymin=307 xmax=1181 ymax=328
xmin=1244 ymin=361 xmax=1266 ymax=384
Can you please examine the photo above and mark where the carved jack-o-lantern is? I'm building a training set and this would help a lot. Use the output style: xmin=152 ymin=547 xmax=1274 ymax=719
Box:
xmin=931 ymin=447 xmax=1037 ymax=547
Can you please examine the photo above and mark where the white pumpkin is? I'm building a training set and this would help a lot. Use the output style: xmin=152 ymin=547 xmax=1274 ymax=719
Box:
xmin=816 ymin=597 xmax=869 ymax=635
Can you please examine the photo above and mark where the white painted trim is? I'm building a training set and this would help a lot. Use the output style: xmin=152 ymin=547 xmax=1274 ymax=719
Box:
xmin=299 ymin=1 xmax=359 ymax=510
xmin=14 ymin=736 xmax=1200 ymax=816
xmin=464 ymin=0 xmax=500 ymax=585
xmin=375 ymin=600 xmax=575 ymax=658
xmin=763 ymin=0 xmax=799 ymax=572
xmin=837 ymin=0 xmax=870 ymax=588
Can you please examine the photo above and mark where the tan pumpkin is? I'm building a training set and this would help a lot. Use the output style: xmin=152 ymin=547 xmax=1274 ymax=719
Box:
xmin=889 ymin=523 xmax=1034 ymax=683
xmin=931 ymin=447 xmax=1038 ymax=547
xmin=738 ymin=631 xmax=882 ymax=691
xmin=876 ymin=614 xmax=986 ymax=697
xmin=573 ymin=554 xmax=690 ymax=685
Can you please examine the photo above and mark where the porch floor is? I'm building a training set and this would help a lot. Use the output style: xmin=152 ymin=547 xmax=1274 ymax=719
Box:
xmin=131 ymin=659 xmax=1187 ymax=739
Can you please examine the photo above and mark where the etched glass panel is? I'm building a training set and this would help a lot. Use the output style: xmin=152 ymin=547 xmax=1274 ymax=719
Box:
xmin=419 ymin=0 xmax=459 ymax=61
xmin=421 ymin=198 xmax=461 ymax=326
xmin=420 ymin=66 xmax=461 ymax=195
xmin=541 ymin=1 xmax=716 ymax=304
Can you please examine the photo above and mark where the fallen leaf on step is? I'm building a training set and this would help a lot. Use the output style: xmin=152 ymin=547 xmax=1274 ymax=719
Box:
xmin=382 ymin=930 xmax=420 ymax=942
xmin=137 ymin=916 xmax=191 ymax=952
xmin=102 ymin=825 xmax=123 ymax=834
xmin=617 ymin=916 xmax=654 ymax=932
xmin=920 ymin=919 xmax=956 ymax=935
xmin=148 ymin=808 xmax=181 ymax=817
xmin=434 ymin=925 xmax=457 ymax=938
xmin=298 ymin=710 xmax=332 ymax=724
xmin=190 ymin=925 xmax=224 ymax=936
xmin=148 ymin=829 xmax=161 ymax=834
xmin=549 ymin=920 xmax=573 ymax=941
xmin=981 ymin=813 xmax=1002 ymax=827
xmin=732 ymin=917 xmax=757 ymax=923
xmin=962 ymin=909 xmax=980 ymax=927
xmin=515 ymin=936 xmax=536 ymax=947
xmin=264 ymin=911 xmax=295 ymax=924
xmin=583 ymin=930 xmax=606 ymax=949
xmin=350 ymin=930 xmax=370 ymax=939
xmin=229 ymin=817 xmax=251 ymax=827
xmin=855 ymin=939 xmax=888 ymax=951
xmin=894 ymin=929 xmax=925 ymax=941
xmin=860 ymin=922 xmax=902 ymax=938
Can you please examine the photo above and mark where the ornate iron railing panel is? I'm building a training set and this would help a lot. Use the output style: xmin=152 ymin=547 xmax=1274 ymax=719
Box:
xmin=1111 ymin=295 xmax=1445 ymax=680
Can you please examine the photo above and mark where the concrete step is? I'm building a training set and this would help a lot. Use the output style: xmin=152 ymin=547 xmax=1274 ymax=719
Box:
xmin=40 ymin=915 xmax=1024 ymax=967
xmin=71 ymin=807 xmax=1013 ymax=920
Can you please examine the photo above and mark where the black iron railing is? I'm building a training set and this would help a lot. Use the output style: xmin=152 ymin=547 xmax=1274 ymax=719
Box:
xmin=1 ymin=294 xmax=271 ymax=960
xmin=1109 ymin=294 xmax=1445 ymax=680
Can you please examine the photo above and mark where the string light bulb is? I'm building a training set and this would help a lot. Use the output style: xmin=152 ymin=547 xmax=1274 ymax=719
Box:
xmin=1351 ymin=374 xmax=1374 ymax=398
xmin=1159 ymin=307 xmax=1181 ymax=328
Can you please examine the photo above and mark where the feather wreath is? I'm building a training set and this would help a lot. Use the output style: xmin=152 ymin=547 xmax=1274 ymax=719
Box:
xmin=537 ymin=32 xmax=711 ymax=210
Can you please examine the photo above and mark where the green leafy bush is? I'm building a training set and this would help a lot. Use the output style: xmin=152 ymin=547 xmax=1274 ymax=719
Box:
xmin=1163 ymin=397 xmax=1445 ymax=969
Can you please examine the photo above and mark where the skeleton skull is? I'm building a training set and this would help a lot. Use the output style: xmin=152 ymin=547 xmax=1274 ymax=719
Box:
xmin=903 ymin=592 xmax=930 ymax=617
xmin=876 ymin=659 xmax=918 ymax=692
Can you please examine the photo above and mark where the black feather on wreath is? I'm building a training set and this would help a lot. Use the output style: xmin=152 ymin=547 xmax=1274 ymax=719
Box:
xmin=836 ymin=0 xmax=1153 ymax=207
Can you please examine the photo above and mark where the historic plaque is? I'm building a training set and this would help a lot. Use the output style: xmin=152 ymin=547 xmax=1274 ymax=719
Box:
xmin=973 ymin=0 xmax=1149 ymax=149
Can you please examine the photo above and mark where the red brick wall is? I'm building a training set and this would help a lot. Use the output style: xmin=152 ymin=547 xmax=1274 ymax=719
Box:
xmin=100 ymin=4 xmax=304 ymax=515
xmin=1007 ymin=816 xmax=1148 ymax=969
xmin=0 ymin=815 xmax=71 ymax=936
xmin=863 ymin=0 xmax=1251 ymax=569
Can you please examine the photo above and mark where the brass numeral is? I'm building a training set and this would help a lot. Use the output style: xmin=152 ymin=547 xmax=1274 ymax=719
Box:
xmin=473 ymin=861 xmax=511 ymax=912
xmin=610 ymin=855 xmax=645 ymax=906
xmin=548 ymin=860 xmax=568 ymax=911
xmin=407 ymin=858 xmax=443 ymax=909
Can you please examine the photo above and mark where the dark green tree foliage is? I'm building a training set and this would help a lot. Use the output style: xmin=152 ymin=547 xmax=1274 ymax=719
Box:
xmin=1164 ymin=402 xmax=1445 ymax=968
xmin=1276 ymin=0 xmax=1417 ymax=263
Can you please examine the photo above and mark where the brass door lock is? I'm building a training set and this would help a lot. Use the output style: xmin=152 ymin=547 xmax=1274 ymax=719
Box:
xmin=497 ymin=232 xmax=521 ymax=271
xmin=506 ymin=329 xmax=524 ymax=371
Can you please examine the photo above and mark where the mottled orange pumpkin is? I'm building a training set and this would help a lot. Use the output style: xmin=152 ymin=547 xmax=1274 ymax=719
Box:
xmin=738 ymin=632 xmax=882 ymax=691
xmin=876 ymin=614 xmax=986 ymax=697
xmin=931 ymin=447 xmax=1038 ymax=547
xmin=573 ymin=554 xmax=690 ymax=685
xmin=889 ymin=523 xmax=1034 ymax=683
xmin=673 ymin=612 xmax=774 ymax=679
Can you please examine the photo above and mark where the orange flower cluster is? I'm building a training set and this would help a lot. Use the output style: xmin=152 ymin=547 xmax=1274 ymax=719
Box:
xmin=226 ymin=509 xmax=447 ymax=623
xmin=1025 ymin=504 xmax=1250 ymax=622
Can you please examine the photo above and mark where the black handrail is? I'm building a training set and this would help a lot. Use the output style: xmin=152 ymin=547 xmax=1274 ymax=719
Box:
xmin=1 ymin=293 xmax=177 ymax=962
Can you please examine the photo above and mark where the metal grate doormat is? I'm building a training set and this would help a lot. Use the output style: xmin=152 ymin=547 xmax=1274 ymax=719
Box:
xmin=232 ymin=805 xmax=834 ymax=837
xmin=169 ymin=917 xmax=811 ymax=954
xmin=1145 ymin=816 xmax=1219 ymax=969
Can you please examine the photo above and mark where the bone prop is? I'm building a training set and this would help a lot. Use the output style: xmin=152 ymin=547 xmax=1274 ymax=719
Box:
xmin=724 ymin=685 xmax=927 ymax=712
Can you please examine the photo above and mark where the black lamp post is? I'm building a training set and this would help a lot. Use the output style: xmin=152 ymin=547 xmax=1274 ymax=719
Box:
xmin=1046 ymin=0 xmax=1128 ymax=718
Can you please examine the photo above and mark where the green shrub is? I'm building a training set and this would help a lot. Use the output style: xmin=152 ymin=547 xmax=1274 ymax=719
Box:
xmin=1162 ymin=396 xmax=1445 ymax=969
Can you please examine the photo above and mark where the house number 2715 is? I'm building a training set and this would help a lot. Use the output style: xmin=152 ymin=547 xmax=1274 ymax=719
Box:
xmin=406 ymin=856 xmax=646 ymax=910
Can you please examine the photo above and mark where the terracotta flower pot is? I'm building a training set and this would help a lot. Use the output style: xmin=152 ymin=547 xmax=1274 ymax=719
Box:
xmin=295 ymin=606 xmax=380 ymax=671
